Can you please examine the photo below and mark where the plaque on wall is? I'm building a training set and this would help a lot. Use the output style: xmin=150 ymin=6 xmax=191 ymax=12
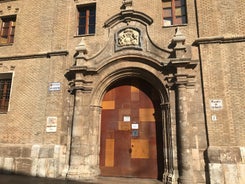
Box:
xmin=46 ymin=117 xmax=57 ymax=133
xmin=210 ymin=99 xmax=223 ymax=110
xmin=49 ymin=82 xmax=61 ymax=91
xmin=131 ymin=123 xmax=139 ymax=129
xmin=123 ymin=115 xmax=131 ymax=122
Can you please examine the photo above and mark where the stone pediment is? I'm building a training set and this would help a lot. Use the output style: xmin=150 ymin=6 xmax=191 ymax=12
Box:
xmin=104 ymin=9 xmax=153 ymax=28
xmin=74 ymin=12 xmax=172 ymax=73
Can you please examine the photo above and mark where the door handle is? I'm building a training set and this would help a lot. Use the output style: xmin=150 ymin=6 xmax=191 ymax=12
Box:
xmin=129 ymin=148 xmax=132 ymax=154
xmin=129 ymin=145 xmax=134 ymax=154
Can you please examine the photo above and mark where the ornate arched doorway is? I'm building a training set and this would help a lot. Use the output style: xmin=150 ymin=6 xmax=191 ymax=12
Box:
xmin=99 ymin=77 xmax=164 ymax=179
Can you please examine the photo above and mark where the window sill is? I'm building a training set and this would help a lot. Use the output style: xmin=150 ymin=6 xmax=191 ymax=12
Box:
xmin=74 ymin=33 xmax=95 ymax=38
xmin=0 ymin=43 xmax=13 ymax=47
xmin=0 ymin=0 xmax=17 ymax=2
xmin=162 ymin=24 xmax=188 ymax=28
xmin=0 ymin=112 xmax=8 ymax=114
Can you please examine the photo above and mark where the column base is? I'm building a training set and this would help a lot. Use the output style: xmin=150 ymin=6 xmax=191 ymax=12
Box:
xmin=178 ymin=176 xmax=194 ymax=184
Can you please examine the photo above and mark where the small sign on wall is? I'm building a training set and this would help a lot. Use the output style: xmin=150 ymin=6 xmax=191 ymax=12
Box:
xmin=131 ymin=123 xmax=139 ymax=129
xmin=211 ymin=114 xmax=217 ymax=121
xmin=49 ymin=82 xmax=61 ymax=91
xmin=123 ymin=115 xmax=131 ymax=122
xmin=46 ymin=117 xmax=57 ymax=133
xmin=210 ymin=99 xmax=223 ymax=110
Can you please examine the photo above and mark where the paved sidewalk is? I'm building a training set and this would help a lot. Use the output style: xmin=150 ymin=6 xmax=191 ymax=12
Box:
xmin=0 ymin=174 xmax=162 ymax=184
xmin=97 ymin=177 xmax=162 ymax=184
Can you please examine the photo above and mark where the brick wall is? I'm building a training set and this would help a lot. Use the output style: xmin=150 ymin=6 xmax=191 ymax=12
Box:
xmin=0 ymin=0 xmax=244 ymax=183
xmin=196 ymin=0 xmax=245 ymax=183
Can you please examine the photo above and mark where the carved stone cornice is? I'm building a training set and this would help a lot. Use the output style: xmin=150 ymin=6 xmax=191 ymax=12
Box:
xmin=104 ymin=10 xmax=153 ymax=28
xmin=168 ymin=58 xmax=198 ymax=69
xmin=164 ymin=28 xmax=198 ymax=89
xmin=164 ymin=57 xmax=198 ymax=89
xmin=68 ymin=79 xmax=93 ymax=94
xmin=193 ymin=35 xmax=245 ymax=46
xmin=65 ymin=66 xmax=97 ymax=81
xmin=165 ymin=73 xmax=196 ymax=89
xmin=0 ymin=50 xmax=69 ymax=61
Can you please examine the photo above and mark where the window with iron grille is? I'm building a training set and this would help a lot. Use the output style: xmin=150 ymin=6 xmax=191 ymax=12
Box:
xmin=77 ymin=4 xmax=96 ymax=35
xmin=162 ymin=0 xmax=187 ymax=26
xmin=0 ymin=73 xmax=12 ymax=113
xmin=0 ymin=16 xmax=16 ymax=44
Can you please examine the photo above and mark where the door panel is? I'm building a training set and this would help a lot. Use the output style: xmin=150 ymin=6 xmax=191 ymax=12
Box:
xmin=105 ymin=139 xmax=114 ymax=167
xmin=131 ymin=139 xmax=149 ymax=159
xmin=100 ymin=84 xmax=158 ymax=178
xmin=114 ymin=131 xmax=131 ymax=169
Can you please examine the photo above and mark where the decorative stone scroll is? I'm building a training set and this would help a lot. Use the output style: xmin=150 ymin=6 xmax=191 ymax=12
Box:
xmin=122 ymin=0 xmax=133 ymax=10
xmin=116 ymin=28 xmax=141 ymax=51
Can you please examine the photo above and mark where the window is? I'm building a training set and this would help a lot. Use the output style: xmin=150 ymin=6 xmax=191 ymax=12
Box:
xmin=0 ymin=16 xmax=16 ymax=44
xmin=162 ymin=0 xmax=187 ymax=26
xmin=77 ymin=4 xmax=96 ymax=35
xmin=0 ymin=73 xmax=12 ymax=113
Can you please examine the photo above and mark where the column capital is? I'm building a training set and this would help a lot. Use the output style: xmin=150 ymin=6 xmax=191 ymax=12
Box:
xmin=160 ymin=102 xmax=170 ymax=109
xmin=165 ymin=74 xmax=196 ymax=89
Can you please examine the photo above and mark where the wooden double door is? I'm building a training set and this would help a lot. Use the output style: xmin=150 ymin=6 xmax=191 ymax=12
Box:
xmin=100 ymin=82 xmax=159 ymax=178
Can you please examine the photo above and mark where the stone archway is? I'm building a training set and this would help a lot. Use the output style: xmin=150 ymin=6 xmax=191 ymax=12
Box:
xmin=65 ymin=57 xmax=177 ymax=182
xmin=65 ymin=1 xmax=199 ymax=181
xmin=88 ymin=65 xmax=173 ymax=181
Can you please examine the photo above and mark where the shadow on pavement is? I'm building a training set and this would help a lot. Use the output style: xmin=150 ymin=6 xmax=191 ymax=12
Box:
xmin=0 ymin=174 xmax=96 ymax=184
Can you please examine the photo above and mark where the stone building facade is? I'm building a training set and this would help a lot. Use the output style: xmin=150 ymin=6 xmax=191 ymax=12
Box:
xmin=0 ymin=0 xmax=244 ymax=183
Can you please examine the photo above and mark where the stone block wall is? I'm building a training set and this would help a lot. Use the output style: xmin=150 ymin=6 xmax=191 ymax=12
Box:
xmin=207 ymin=146 xmax=245 ymax=184
xmin=0 ymin=144 xmax=68 ymax=178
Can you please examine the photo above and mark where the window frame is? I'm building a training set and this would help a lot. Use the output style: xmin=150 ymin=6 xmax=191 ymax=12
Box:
xmin=162 ymin=0 xmax=187 ymax=27
xmin=0 ymin=73 xmax=13 ymax=113
xmin=0 ymin=15 xmax=16 ymax=44
xmin=77 ymin=3 xmax=96 ymax=36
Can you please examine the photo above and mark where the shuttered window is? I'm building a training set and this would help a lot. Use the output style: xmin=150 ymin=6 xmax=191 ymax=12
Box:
xmin=0 ymin=73 xmax=12 ymax=113
xmin=162 ymin=0 xmax=187 ymax=26
xmin=0 ymin=16 xmax=16 ymax=44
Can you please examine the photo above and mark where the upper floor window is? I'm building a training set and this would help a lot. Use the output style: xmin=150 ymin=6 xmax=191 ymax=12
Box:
xmin=0 ymin=16 xmax=16 ymax=44
xmin=77 ymin=4 xmax=96 ymax=35
xmin=0 ymin=73 xmax=13 ymax=113
xmin=162 ymin=0 xmax=187 ymax=26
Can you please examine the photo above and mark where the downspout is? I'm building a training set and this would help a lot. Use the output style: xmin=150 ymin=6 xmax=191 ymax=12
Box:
xmin=65 ymin=90 xmax=76 ymax=179
xmin=65 ymin=0 xmax=73 ymax=179
xmin=194 ymin=0 xmax=209 ymax=146
xmin=193 ymin=0 xmax=211 ymax=183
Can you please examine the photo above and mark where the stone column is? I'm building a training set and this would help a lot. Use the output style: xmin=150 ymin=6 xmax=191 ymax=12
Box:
xmin=176 ymin=83 xmax=193 ymax=184
xmin=167 ymin=27 xmax=197 ymax=183
xmin=67 ymin=90 xmax=84 ymax=179
xmin=161 ymin=102 xmax=174 ymax=183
